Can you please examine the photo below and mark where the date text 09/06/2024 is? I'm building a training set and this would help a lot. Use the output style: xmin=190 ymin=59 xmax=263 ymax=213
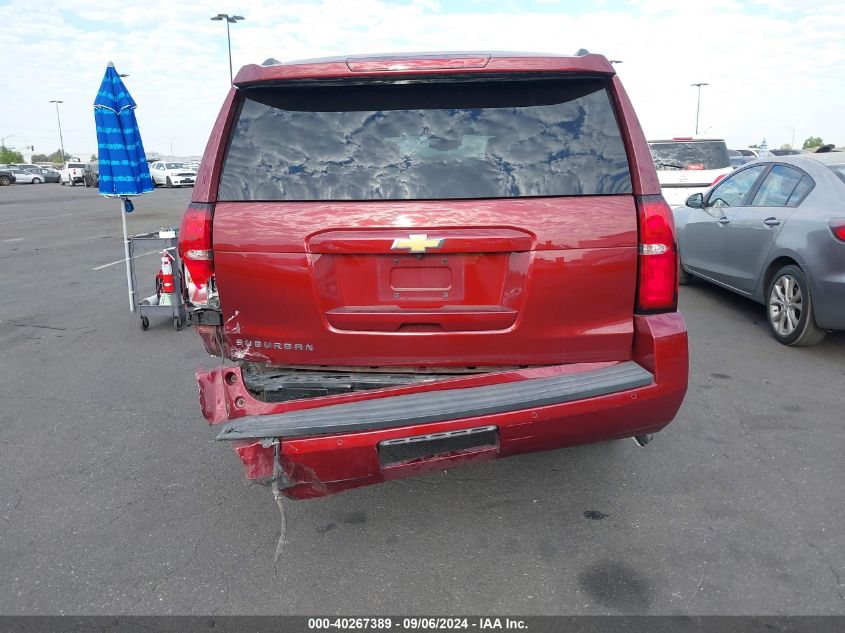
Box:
xmin=307 ymin=617 xmax=528 ymax=630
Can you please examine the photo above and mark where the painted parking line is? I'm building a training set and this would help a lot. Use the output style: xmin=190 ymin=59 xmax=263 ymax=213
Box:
xmin=0 ymin=211 xmax=90 ymax=225
xmin=92 ymin=246 xmax=175 ymax=271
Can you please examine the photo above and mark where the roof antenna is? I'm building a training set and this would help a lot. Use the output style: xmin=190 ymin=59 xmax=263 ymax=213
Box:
xmin=575 ymin=48 xmax=590 ymax=56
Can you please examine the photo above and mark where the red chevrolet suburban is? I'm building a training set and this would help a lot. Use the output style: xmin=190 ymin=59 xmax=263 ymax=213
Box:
xmin=180 ymin=51 xmax=689 ymax=499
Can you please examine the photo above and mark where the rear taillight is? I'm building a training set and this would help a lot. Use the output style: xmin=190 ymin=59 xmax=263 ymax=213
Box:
xmin=829 ymin=219 xmax=845 ymax=242
xmin=636 ymin=195 xmax=678 ymax=313
xmin=178 ymin=203 xmax=214 ymax=304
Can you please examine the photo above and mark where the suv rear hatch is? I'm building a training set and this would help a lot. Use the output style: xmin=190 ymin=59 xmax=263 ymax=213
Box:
xmin=205 ymin=74 xmax=639 ymax=369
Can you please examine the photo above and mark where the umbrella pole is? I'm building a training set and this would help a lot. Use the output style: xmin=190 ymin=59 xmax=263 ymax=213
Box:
xmin=120 ymin=197 xmax=135 ymax=313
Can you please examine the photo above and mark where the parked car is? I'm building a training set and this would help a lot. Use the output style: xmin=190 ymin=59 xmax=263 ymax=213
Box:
xmin=60 ymin=162 xmax=86 ymax=186
xmin=6 ymin=168 xmax=43 ymax=184
xmin=83 ymin=161 xmax=99 ymax=187
xmin=770 ymin=149 xmax=802 ymax=156
xmin=149 ymin=161 xmax=196 ymax=187
xmin=728 ymin=149 xmax=753 ymax=168
xmin=24 ymin=167 xmax=61 ymax=183
xmin=648 ymin=137 xmax=733 ymax=207
xmin=179 ymin=51 xmax=689 ymax=499
xmin=675 ymin=154 xmax=845 ymax=346
xmin=0 ymin=170 xmax=16 ymax=186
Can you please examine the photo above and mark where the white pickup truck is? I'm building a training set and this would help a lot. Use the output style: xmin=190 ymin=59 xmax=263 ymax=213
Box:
xmin=60 ymin=162 xmax=86 ymax=186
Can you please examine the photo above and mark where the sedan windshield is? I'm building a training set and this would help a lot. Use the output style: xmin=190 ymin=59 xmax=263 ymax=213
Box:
xmin=166 ymin=163 xmax=186 ymax=169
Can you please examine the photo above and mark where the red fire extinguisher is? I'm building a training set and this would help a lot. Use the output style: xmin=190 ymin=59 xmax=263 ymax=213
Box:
xmin=159 ymin=250 xmax=175 ymax=305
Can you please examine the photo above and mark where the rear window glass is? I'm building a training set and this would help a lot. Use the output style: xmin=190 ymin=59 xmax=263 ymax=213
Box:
xmin=649 ymin=141 xmax=730 ymax=171
xmin=68 ymin=163 xmax=85 ymax=168
xmin=828 ymin=164 xmax=845 ymax=184
xmin=218 ymin=76 xmax=632 ymax=201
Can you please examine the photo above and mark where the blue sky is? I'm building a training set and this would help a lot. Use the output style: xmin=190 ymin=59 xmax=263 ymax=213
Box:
xmin=1 ymin=0 xmax=843 ymax=158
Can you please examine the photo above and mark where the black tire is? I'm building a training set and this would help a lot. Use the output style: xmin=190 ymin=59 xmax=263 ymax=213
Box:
xmin=173 ymin=317 xmax=182 ymax=331
xmin=678 ymin=265 xmax=693 ymax=286
xmin=765 ymin=264 xmax=826 ymax=346
xmin=166 ymin=177 xmax=173 ymax=188
xmin=140 ymin=317 xmax=150 ymax=331
xmin=70 ymin=179 xmax=76 ymax=187
xmin=32 ymin=177 xmax=42 ymax=184
xmin=0 ymin=175 xmax=10 ymax=186
xmin=61 ymin=179 xmax=66 ymax=186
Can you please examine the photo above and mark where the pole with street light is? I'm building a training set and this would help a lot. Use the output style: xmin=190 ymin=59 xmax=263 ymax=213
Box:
xmin=785 ymin=125 xmax=796 ymax=149
xmin=210 ymin=13 xmax=245 ymax=85
xmin=691 ymin=82 xmax=708 ymax=135
xmin=49 ymin=100 xmax=66 ymax=161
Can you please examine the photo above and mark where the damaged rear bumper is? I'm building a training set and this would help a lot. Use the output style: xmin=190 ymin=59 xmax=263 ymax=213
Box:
xmin=195 ymin=313 xmax=688 ymax=499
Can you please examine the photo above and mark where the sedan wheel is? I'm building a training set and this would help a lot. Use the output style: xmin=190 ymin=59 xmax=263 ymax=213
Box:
xmin=766 ymin=264 xmax=825 ymax=346
xmin=32 ymin=177 xmax=42 ymax=184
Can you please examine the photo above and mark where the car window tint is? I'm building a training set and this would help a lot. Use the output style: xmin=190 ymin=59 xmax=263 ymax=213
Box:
xmin=751 ymin=165 xmax=804 ymax=207
xmin=219 ymin=76 xmax=633 ymax=201
xmin=707 ymin=165 xmax=766 ymax=207
xmin=785 ymin=175 xmax=813 ymax=206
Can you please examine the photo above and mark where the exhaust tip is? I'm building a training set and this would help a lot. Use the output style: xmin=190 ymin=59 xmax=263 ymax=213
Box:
xmin=633 ymin=434 xmax=654 ymax=447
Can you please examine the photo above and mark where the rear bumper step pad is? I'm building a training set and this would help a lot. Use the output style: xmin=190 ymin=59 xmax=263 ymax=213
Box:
xmin=216 ymin=361 xmax=653 ymax=441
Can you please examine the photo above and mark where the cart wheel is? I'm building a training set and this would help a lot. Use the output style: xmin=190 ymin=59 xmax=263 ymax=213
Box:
xmin=173 ymin=317 xmax=182 ymax=331
xmin=140 ymin=316 xmax=150 ymax=331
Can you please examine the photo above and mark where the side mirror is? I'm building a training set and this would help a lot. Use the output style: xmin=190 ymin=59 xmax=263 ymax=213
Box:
xmin=686 ymin=192 xmax=704 ymax=208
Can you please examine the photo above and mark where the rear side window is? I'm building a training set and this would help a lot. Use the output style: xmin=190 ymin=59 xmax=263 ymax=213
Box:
xmin=751 ymin=165 xmax=811 ymax=207
xmin=649 ymin=141 xmax=730 ymax=170
xmin=218 ymin=76 xmax=632 ymax=201
xmin=786 ymin=175 xmax=813 ymax=205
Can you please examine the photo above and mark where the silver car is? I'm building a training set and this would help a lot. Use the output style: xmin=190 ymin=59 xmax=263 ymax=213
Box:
xmin=675 ymin=153 xmax=845 ymax=346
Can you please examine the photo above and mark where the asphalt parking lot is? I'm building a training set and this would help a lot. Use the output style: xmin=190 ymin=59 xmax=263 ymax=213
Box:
xmin=1 ymin=183 xmax=843 ymax=616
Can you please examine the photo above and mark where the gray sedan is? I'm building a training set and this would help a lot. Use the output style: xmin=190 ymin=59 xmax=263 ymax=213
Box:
xmin=674 ymin=153 xmax=845 ymax=346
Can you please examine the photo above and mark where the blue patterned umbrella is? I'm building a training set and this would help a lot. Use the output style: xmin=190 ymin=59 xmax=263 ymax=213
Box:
xmin=94 ymin=63 xmax=153 ymax=195
xmin=93 ymin=62 xmax=153 ymax=312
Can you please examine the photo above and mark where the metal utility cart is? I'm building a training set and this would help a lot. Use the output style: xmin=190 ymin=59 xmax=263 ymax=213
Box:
xmin=128 ymin=229 xmax=187 ymax=331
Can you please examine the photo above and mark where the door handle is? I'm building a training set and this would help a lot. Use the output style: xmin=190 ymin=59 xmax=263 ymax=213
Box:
xmin=764 ymin=217 xmax=781 ymax=227
xmin=717 ymin=217 xmax=731 ymax=224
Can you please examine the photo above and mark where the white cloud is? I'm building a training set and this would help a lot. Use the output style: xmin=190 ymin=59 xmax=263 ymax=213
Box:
xmin=1 ymin=0 xmax=843 ymax=159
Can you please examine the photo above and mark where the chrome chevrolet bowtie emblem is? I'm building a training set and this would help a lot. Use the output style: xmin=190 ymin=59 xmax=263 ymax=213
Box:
xmin=390 ymin=233 xmax=445 ymax=253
